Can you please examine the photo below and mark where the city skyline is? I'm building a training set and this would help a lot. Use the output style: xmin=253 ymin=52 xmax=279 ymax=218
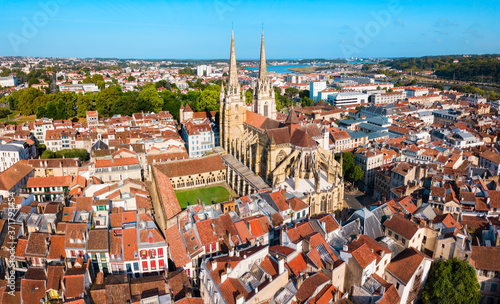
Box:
xmin=1 ymin=0 xmax=499 ymax=59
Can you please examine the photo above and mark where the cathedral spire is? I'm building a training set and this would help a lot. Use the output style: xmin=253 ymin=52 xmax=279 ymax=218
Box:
xmin=227 ymin=29 xmax=239 ymax=96
xmin=252 ymin=29 xmax=276 ymax=119
xmin=258 ymin=29 xmax=268 ymax=81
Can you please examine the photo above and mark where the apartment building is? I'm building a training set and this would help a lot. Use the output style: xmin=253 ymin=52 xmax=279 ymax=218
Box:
xmin=181 ymin=119 xmax=215 ymax=158
xmin=355 ymin=148 xmax=384 ymax=192
xmin=0 ymin=140 xmax=32 ymax=172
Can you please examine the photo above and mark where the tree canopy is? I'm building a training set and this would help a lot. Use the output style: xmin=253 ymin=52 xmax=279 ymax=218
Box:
xmin=421 ymin=258 xmax=481 ymax=304
xmin=95 ymin=85 xmax=122 ymax=117
xmin=13 ymin=87 xmax=44 ymax=115
xmin=336 ymin=152 xmax=364 ymax=183
xmin=196 ymin=85 xmax=220 ymax=112
xmin=384 ymin=55 xmax=500 ymax=83
xmin=76 ymin=94 xmax=93 ymax=117
xmin=41 ymin=148 xmax=88 ymax=161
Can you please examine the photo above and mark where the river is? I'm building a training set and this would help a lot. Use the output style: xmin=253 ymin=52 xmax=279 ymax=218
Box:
xmin=246 ymin=64 xmax=311 ymax=74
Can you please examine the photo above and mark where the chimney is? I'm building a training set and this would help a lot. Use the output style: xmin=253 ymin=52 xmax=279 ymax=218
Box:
xmin=235 ymin=249 xmax=240 ymax=257
xmin=226 ymin=263 xmax=232 ymax=274
xmin=220 ymin=271 xmax=227 ymax=283
xmin=254 ymin=285 xmax=258 ymax=294
xmin=212 ymin=260 xmax=217 ymax=271
xmin=236 ymin=294 xmax=244 ymax=304
xmin=278 ymin=258 xmax=285 ymax=274
xmin=297 ymin=274 xmax=304 ymax=290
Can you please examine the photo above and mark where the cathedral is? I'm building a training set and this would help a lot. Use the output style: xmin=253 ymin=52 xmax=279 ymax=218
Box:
xmin=219 ymin=30 xmax=345 ymax=215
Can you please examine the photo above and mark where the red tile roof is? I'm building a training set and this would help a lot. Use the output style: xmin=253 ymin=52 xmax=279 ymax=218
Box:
xmin=432 ymin=214 xmax=461 ymax=229
xmin=0 ymin=160 xmax=34 ymax=191
xmin=122 ymin=228 xmax=138 ymax=261
xmin=47 ymin=234 xmax=66 ymax=260
xmin=63 ymin=274 xmax=85 ymax=299
xmin=196 ymin=219 xmax=219 ymax=246
xmin=471 ymin=246 xmax=500 ymax=272
xmin=165 ymin=226 xmax=191 ymax=268
xmin=386 ymin=247 xmax=428 ymax=284
xmin=384 ymin=214 xmax=420 ymax=240
xmin=347 ymin=242 xmax=378 ymax=269
xmin=95 ymin=157 xmax=139 ymax=168
xmin=27 ymin=176 xmax=72 ymax=188
xmin=153 ymin=166 xmax=181 ymax=220
xmin=153 ymin=154 xmax=225 ymax=177
xmin=296 ymin=272 xmax=330 ymax=302
xmin=269 ymin=191 xmax=289 ymax=212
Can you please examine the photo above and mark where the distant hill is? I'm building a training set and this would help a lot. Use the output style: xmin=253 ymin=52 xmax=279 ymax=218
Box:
xmin=382 ymin=54 xmax=500 ymax=83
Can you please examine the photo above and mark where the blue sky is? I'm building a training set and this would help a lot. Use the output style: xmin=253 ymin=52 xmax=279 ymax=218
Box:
xmin=0 ymin=0 xmax=499 ymax=59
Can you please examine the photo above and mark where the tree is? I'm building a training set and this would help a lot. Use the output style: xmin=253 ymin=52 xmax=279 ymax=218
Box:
xmin=300 ymin=97 xmax=314 ymax=107
xmin=343 ymin=153 xmax=355 ymax=176
xmin=432 ymin=83 xmax=445 ymax=91
xmin=348 ymin=165 xmax=364 ymax=182
xmin=197 ymin=85 xmax=220 ymax=111
xmin=161 ymin=90 xmax=182 ymax=121
xmin=37 ymin=144 xmax=46 ymax=156
xmin=55 ymin=99 xmax=69 ymax=120
xmin=361 ymin=63 xmax=374 ymax=71
xmin=83 ymin=74 xmax=104 ymax=84
xmin=127 ymin=75 xmax=136 ymax=81
xmin=273 ymin=87 xmax=285 ymax=111
xmin=299 ymin=90 xmax=310 ymax=99
xmin=56 ymin=92 xmax=77 ymax=119
xmin=28 ymin=78 xmax=40 ymax=86
xmin=95 ymin=86 xmax=121 ymax=117
xmin=245 ymin=88 xmax=253 ymax=104
xmin=285 ymin=87 xmax=299 ymax=98
xmin=0 ymin=68 xmax=11 ymax=77
xmin=41 ymin=148 xmax=88 ymax=161
xmin=45 ymin=101 xmax=57 ymax=119
xmin=178 ymin=67 xmax=196 ymax=75
xmin=155 ymin=80 xmax=167 ymax=89
xmin=36 ymin=106 xmax=46 ymax=119
xmin=137 ymin=85 xmax=163 ymax=113
xmin=335 ymin=152 xmax=364 ymax=183
xmin=112 ymin=91 xmax=138 ymax=116
xmin=76 ymin=94 xmax=93 ymax=117
xmin=421 ymin=258 xmax=481 ymax=304
xmin=3 ymin=95 xmax=17 ymax=110
xmin=13 ymin=88 xmax=44 ymax=115
xmin=0 ymin=108 xmax=11 ymax=119
xmin=40 ymin=149 xmax=55 ymax=159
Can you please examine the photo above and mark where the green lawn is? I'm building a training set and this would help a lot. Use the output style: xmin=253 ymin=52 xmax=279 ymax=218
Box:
xmin=175 ymin=185 xmax=232 ymax=209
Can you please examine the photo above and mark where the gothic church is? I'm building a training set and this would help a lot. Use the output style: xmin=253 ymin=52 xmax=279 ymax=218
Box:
xmin=219 ymin=30 xmax=345 ymax=214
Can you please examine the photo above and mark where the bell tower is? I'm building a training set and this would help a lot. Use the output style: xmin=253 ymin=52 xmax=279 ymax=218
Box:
xmin=220 ymin=30 xmax=247 ymax=153
xmin=253 ymin=30 xmax=276 ymax=119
